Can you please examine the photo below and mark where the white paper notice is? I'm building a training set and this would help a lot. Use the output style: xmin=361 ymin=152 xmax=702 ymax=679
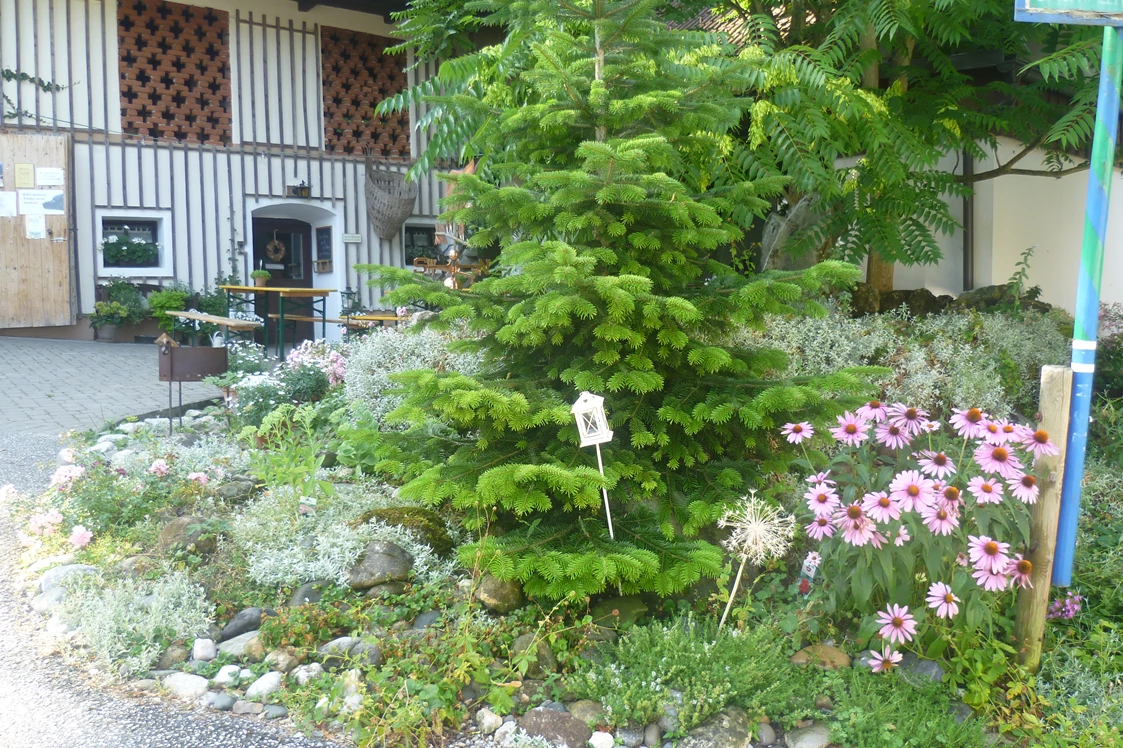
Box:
xmin=26 ymin=214 xmax=46 ymax=239
xmin=0 ymin=192 xmax=16 ymax=217
xmin=35 ymin=167 xmax=65 ymax=187
xmin=17 ymin=189 xmax=65 ymax=215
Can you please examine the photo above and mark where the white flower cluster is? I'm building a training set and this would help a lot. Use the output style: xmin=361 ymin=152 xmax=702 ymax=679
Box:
xmin=718 ymin=491 xmax=795 ymax=565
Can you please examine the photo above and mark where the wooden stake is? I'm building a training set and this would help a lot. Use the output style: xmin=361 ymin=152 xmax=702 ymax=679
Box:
xmin=1014 ymin=365 xmax=1073 ymax=672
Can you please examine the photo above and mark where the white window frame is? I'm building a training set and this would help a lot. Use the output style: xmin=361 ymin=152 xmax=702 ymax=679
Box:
xmin=95 ymin=207 xmax=174 ymax=278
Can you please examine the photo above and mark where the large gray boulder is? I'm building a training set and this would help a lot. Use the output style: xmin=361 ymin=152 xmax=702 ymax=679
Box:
xmin=220 ymin=607 xmax=271 ymax=641
xmin=346 ymin=541 xmax=413 ymax=590
xmin=162 ymin=672 xmax=209 ymax=700
xmin=216 ymin=630 xmax=260 ymax=659
xmin=518 ymin=707 xmax=593 ymax=748
xmin=39 ymin=564 xmax=98 ymax=593
xmin=677 ymin=707 xmax=752 ymax=748
xmin=511 ymin=633 xmax=557 ymax=679
xmin=785 ymin=722 xmax=832 ymax=748
xmin=477 ymin=575 xmax=524 ymax=614
xmin=157 ymin=516 xmax=216 ymax=556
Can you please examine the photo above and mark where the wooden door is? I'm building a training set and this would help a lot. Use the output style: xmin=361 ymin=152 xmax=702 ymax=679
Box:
xmin=0 ymin=132 xmax=74 ymax=328
xmin=251 ymin=217 xmax=315 ymax=345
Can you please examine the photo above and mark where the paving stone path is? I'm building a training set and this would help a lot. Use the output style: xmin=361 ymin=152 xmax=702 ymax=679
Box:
xmin=0 ymin=337 xmax=220 ymax=435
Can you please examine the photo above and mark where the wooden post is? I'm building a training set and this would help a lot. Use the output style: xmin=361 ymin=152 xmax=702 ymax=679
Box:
xmin=1014 ymin=365 xmax=1073 ymax=672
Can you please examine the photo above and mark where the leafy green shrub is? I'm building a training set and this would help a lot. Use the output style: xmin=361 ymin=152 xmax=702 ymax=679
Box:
xmin=55 ymin=461 xmax=177 ymax=534
xmin=147 ymin=284 xmax=191 ymax=333
xmin=102 ymin=279 xmax=147 ymax=324
xmin=279 ymin=363 xmax=331 ymax=403
xmin=63 ymin=572 xmax=213 ymax=679
xmin=259 ymin=599 xmax=363 ymax=650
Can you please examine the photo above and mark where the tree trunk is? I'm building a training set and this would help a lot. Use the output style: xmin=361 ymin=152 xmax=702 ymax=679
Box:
xmin=859 ymin=24 xmax=894 ymax=291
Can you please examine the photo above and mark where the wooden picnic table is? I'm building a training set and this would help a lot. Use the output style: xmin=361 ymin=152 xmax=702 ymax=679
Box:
xmin=165 ymin=310 xmax=263 ymax=347
xmin=219 ymin=285 xmax=336 ymax=358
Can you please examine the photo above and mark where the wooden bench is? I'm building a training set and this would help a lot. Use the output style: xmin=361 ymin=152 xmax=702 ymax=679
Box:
xmin=166 ymin=310 xmax=263 ymax=331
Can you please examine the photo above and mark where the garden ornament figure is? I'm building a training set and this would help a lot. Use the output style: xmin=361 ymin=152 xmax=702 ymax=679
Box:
xmin=572 ymin=391 xmax=615 ymax=539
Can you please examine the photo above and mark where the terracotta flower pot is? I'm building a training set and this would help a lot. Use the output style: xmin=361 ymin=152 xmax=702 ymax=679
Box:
xmin=254 ymin=276 xmax=269 ymax=287
xmin=97 ymin=324 xmax=119 ymax=343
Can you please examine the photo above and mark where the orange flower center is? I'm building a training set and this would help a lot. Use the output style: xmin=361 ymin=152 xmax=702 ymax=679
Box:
xmin=907 ymin=486 xmax=920 ymax=497
xmin=845 ymin=424 xmax=857 ymax=434
xmin=792 ymin=425 xmax=803 ymax=433
xmin=986 ymin=423 xmax=999 ymax=434
xmin=879 ymin=496 xmax=891 ymax=508
xmin=905 ymin=408 xmax=918 ymax=420
xmin=1017 ymin=559 xmax=1033 ymax=575
xmin=816 ymin=518 xmax=829 ymax=527
xmin=984 ymin=541 xmax=999 ymax=556
xmin=944 ymin=593 xmax=956 ymax=604
xmin=892 ymin=616 xmax=904 ymax=627
xmin=816 ymin=493 xmax=829 ymax=503
xmin=869 ymin=400 xmax=881 ymax=409
xmin=1002 ymin=424 xmax=1016 ymax=435
xmin=1034 ymin=429 xmax=1049 ymax=445
xmin=982 ymin=483 xmax=993 ymax=493
xmin=937 ymin=509 xmax=948 ymax=520
xmin=967 ymin=408 xmax=982 ymax=423
xmin=992 ymin=447 xmax=1008 ymax=462
xmin=944 ymin=487 xmax=960 ymax=501
xmin=934 ymin=453 xmax=947 ymax=465
xmin=847 ymin=505 xmax=862 ymax=519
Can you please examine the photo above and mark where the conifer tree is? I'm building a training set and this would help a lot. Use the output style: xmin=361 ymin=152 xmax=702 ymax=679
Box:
xmin=362 ymin=0 xmax=870 ymax=598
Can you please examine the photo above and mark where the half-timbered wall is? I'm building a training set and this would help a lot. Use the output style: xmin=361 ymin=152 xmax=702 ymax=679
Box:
xmin=0 ymin=0 xmax=443 ymax=327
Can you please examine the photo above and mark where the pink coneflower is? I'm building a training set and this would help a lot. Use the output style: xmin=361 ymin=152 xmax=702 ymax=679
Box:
xmin=870 ymin=647 xmax=903 ymax=673
xmin=937 ymin=485 xmax=964 ymax=512
xmin=870 ymin=530 xmax=889 ymax=549
xmin=862 ymin=491 xmax=901 ymax=524
xmin=967 ymin=476 xmax=1004 ymax=505
xmin=956 ymin=552 xmax=970 ymax=567
xmin=918 ymin=451 xmax=957 ymax=479
xmin=804 ymin=551 xmax=822 ymax=568
xmin=888 ymin=470 xmax=935 ymax=513
xmin=857 ymin=400 xmax=889 ymax=422
xmin=996 ymin=419 xmax=1020 ymax=442
xmin=974 ymin=443 xmax=1024 ymax=480
xmin=968 ymin=535 xmax=1011 ymax=574
xmin=972 ymin=566 xmax=1010 ymax=592
xmin=835 ymin=504 xmax=877 ymax=546
xmin=950 ymin=408 xmax=990 ymax=439
xmin=894 ymin=524 xmax=910 ymax=546
xmin=919 ymin=503 xmax=959 ymax=535
xmin=1008 ymin=473 xmax=1040 ymax=504
xmin=68 ymin=525 xmax=93 ymax=549
xmin=805 ymin=483 xmax=841 ymax=518
xmin=926 ymin=582 xmax=960 ymax=619
xmin=805 ymin=516 xmax=835 ymax=541
xmin=1008 ymin=554 xmax=1033 ymax=589
xmin=981 ymin=420 xmax=1006 ymax=445
xmin=876 ymin=603 xmax=918 ymax=645
xmin=875 ymin=422 xmax=913 ymax=450
xmin=922 ymin=420 xmax=941 ymax=433
xmin=830 ymin=412 xmax=870 ymax=447
xmin=1021 ymin=428 xmax=1060 ymax=460
xmin=782 ymin=422 xmax=815 ymax=445
xmin=805 ymin=471 xmax=835 ymax=485
xmin=887 ymin=404 xmax=929 ymax=436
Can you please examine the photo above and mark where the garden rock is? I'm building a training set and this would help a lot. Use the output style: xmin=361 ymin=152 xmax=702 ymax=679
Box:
xmin=850 ymin=283 xmax=881 ymax=315
xmin=88 ymin=441 xmax=117 ymax=458
xmin=318 ymin=637 xmax=362 ymax=670
xmin=677 ymin=707 xmax=751 ymax=748
xmin=240 ymin=668 xmax=255 ymax=680
xmin=289 ymin=579 xmax=333 ymax=607
xmin=203 ymin=692 xmax=236 ymax=711
xmin=949 ymin=701 xmax=975 ymax=724
xmin=31 ymin=586 xmax=66 ymax=614
xmin=220 ymin=607 xmax=271 ymax=641
xmin=352 ymin=506 xmax=454 ymax=557
xmin=264 ymin=645 xmax=302 ymax=673
xmin=216 ymin=630 xmax=260 ymax=659
xmin=132 ymin=679 xmax=158 ymax=692
xmin=542 ymin=701 xmax=567 ymax=712
xmin=346 ymin=541 xmax=414 ymax=590
xmin=57 ymin=447 xmax=78 ymax=465
xmin=814 ymin=695 xmax=833 ymax=711
xmin=350 ymin=640 xmax=382 ymax=668
xmin=644 ymin=723 xmax=662 ymax=747
xmin=518 ymin=707 xmax=593 ymax=748
xmin=853 ymin=650 xmax=875 ymax=669
xmin=899 ymin=652 xmax=946 ymax=686
xmin=212 ymin=664 xmax=242 ymax=687
xmin=212 ymin=479 xmax=256 ymax=505
xmin=476 ymin=708 xmax=503 ymax=736
xmin=511 ymin=633 xmax=557 ymax=679
xmin=785 ymin=722 xmax=831 ymax=748
xmin=115 ymin=556 xmax=151 ymax=578
xmin=26 ymin=553 xmax=75 ymax=575
xmin=157 ymin=644 xmax=189 ymax=670
xmin=590 ymin=596 xmax=648 ymax=629
xmin=233 ymin=700 xmax=263 ymax=715
xmin=243 ymin=635 xmax=267 ymax=663
xmin=292 ymin=663 xmax=324 ymax=686
xmin=39 ymin=564 xmax=98 ymax=593
xmin=477 ymin=575 xmax=524 ymax=614
xmin=363 ymin=581 xmax=408 ymax=599
xmin=45 ymin=615 xmax=73 ymax=637
xmin=494 ymin=722 xmax=517 ymax=745
xmin=756 ymin=722 xmax=776 ymax=746
xmin=657 ymin=690 xmax=683 ymax=733
xmin=162 ymin=672 xmax=209 ymax=700
xmin=245 ymin=671 xmax=284 ymax=700
xmin=590 ymin=732 xmax=616 ymax=748
xmin=192 ymin=638 xmax=216 ymax=662
xmin=157 ymin=516 xmax=216 ymax=556
xmin=617 ymin=725 xmax=645 ymax=747
xmin=567 ymin=699 xmax=606 ymax=725
xmin=264 ymin=705 xmax=289 ymax=720
xmin=790 ymin=643 xmax=850 ymax=670
xmin=412 ymin=610 xmax=441 ymax=630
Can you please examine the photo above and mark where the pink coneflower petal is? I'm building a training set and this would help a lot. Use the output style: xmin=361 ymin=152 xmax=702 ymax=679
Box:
xmin=857 ymin=400 xmax=889 ymax=423
xmin=973 ymin=566 xmax=1010 ymax=592
xmin=805 ymin=471 xmax=835 ymax=486
xmin=862 ymin=491 xmax=901 ymax=524
xmin=926 ymin=582 xmax=960 ymax=619
xmin=1007 ymin=554 xmax=1033 ymax=589
xmin=805 ymin=483 xmax=841 ymax=518
xmin=1008 ymin=473 xmax=1040 ymax=504
xmin=830 ymin=412 xmax=870 ymax=447
xmin=870 ymin=530 xmax=889 ymax=550
xmin=782 ymin=422 xmax=815 ymax=445
xmin=875 ymin=422 xmax=913 ymax=450
xmin=870 ymin=647 xmax=903 ymax=673
xmin=888 ymin=469 xmax=935 ymax=513
xmin=919 ymin=503 xmax=959 ymax=536
xmin=950 ymin=408 xmax=990 ymax=439
xmin=956 ymin=552 xmax=970 ymax=567
xmin=921 ymin=420 xmax=941 ymax=433
xmin=887 ymin=404 xmax=930 ymax=436
xmin=837 ymin=512 xmax=877 ymax=547
xmin=981 ymin=420 xmax=1006 ymax=445
xmin=968 ymin=535 xmax=1011 ymax=574
xmin=967 ymin=476 xmax=1004 ymax=505
xmin=917 ymin=450 xmax=957 ymax=479
xmin=876 ymin=603 xmax=918 ymax=645
xmin=974 ymin=443 xmax=1024 ymax=480
xmin=936 ymin=484 xmax=963 ymax=512
xmin=894 ymin=524 xmax=910 ymax=546
xmin=805 ymin=516 xmax=835 ymax=541
xmin=1021 ymin=428 xmax=1060 ymax=459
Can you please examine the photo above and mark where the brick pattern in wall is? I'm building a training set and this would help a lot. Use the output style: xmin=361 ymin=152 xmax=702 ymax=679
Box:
xmin=118 ymin=0 xmax=232 ymax=145
xmin=321 ymin=28 xmax=409 ymax=158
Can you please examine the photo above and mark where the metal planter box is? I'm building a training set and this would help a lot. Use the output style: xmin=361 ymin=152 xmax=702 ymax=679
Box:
xmin=158 ymin=346 xmax=228 ymax=382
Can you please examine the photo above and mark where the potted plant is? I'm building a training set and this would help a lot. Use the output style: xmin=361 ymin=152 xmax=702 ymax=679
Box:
xmin=251 ymin=269 xmax=272 ymax=288
xmin=89 ymin=301 xmax=131 ymax=342
xmin=100 ymin=227 xmax=160 ymax=267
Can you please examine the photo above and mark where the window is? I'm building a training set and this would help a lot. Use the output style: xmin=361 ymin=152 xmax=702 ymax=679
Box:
xmin=404 ymin=225 xmax=437 ymax=265
xmin=101 ymin=219 xmax=161 ymax=268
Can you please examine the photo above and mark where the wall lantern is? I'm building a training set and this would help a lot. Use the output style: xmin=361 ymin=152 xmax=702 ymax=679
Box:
xmin=571 ymin=391 xmax=615 ymax=539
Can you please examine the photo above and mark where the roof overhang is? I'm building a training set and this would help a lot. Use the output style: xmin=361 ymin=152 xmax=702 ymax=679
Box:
xmin=296 ymin=0 xmax=409 ymax=16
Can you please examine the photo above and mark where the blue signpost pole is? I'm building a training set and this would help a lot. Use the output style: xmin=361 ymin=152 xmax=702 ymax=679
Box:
xmin=1053 ymin=25 xmax=1123 ymax=586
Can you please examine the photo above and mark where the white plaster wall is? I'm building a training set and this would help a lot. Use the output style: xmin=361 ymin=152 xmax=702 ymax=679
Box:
xmin=892 ymin=149 xmax=966 ymax=298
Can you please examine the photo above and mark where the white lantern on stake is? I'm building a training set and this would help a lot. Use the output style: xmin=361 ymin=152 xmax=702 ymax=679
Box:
xmin=571 ymin=391 xmax=615 ymax=539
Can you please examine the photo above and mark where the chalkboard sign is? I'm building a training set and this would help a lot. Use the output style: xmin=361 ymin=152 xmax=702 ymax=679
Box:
xmin=315 ymin=226 xmax=332 ymax=261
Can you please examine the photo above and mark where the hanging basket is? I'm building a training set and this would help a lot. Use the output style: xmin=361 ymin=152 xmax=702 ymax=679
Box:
xmin=366 ymin=160 xmax=418 ymax=240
